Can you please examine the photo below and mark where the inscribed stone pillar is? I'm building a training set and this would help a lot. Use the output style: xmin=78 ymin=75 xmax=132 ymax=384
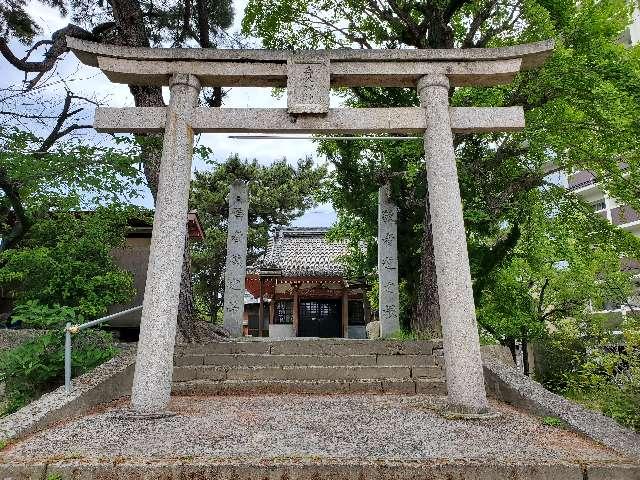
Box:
xmin=131 ymin=73 xmax=201 ymax=413
xmin=292 ymin=287 xmax=299 ymax=336
xmin=378 ymin=182 xmax=400 ymax=337
xmin=417 ymin=74 xmax=489 ymax=414
xmin=222 ymin=180 xmax=249 ymax=337
xmin=342 ymin=289 xmax=349 ymax=338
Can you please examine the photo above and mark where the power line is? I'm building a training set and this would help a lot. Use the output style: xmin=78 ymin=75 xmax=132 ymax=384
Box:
xmin=227 ymin=135 xmax=421 ymax=141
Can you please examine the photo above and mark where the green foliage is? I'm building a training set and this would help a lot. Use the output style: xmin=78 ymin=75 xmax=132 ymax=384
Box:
xmin=538 ymin=315 xmax=640 ymax=432
xmin=0 ymin=127 xmax=144 ymax=253
xmin=534 ymin=327 xmax=585 ymax=392
xmin=476 ymin=189 xmax=640 ymax=348
xmin=243 ymin=0 xmax=640 ymax=336
xmin=0 ymin=127 xmax=143 ymax=212
xmin=0 ymin=205 xmax=137 ymax=319
xmin=566 ymin=376 xmax=640 ymax=432
xmin=542 ymin=416 xmax=568 ymax=429
xmin=0 ymin=329 xmax=117 ymax=416
xmin=388 ymin=328 xmax=433 ymax=341
xmin=0 ymin=0 xmax=67 ymax=43
xmin=190 ymin=154 xmax=326 ymax=318
xmin=11 ymin=302 xmax=78 ymax=329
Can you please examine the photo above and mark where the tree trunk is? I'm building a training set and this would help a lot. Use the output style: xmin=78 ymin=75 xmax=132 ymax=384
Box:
xmin=521 ymin=331 xmax=530 ymax=376
xmin=108 ymin=0 xmax=204 ymax=342
xmin=176 ymin=233 xmax=200 ymax=342
xmin=506 ymin=337 xmax=517 ymax=365
xmin=412 ymin=193 xmax=442 ymax=336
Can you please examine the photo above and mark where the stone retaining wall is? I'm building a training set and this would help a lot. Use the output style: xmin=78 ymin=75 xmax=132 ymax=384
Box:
xmin=482 ymin=354 xmax=640 ymax=459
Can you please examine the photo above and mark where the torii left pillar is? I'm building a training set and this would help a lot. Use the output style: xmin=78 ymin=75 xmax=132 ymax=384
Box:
xmin=131 ymin=73 xmax=201 ymax=413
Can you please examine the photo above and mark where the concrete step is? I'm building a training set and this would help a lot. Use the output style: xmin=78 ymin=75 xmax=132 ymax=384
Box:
xmin=9 ymin=460 xmax=629 ymax=479
xmin=171 ymin=378 xmax=447 ymax=395
xmin=177 ymin=339 xmax=442 ymax=356
xmin=174 ymin=353 xmax=438 ymax=368
xmin=172 ymin=365 xmax=443 ymax=382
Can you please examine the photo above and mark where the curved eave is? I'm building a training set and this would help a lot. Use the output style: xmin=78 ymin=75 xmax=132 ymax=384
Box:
xmin=66 ymin=37 xmax=554 ymax=71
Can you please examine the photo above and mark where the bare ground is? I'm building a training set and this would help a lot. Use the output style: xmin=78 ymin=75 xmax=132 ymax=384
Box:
xmin=0 ymin=394 xmax=634 ymax=468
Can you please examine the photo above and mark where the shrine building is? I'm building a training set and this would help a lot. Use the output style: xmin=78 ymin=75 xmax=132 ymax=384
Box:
xmin=244 ymin=227 xmax=369 ymax=339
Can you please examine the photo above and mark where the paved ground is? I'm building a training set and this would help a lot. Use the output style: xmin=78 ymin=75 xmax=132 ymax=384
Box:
xmin=0 ymin=394 xmax=633 ymax=468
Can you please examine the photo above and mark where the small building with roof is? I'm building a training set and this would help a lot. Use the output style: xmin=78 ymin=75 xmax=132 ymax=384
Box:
xmin=107 ymin=211 xmax=204 ymax=331
xmin=244 ymin=227 xmax=369 ymax=338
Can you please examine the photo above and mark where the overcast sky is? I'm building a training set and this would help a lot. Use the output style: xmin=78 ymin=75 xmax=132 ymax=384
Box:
xmin=4 ymin=0 xmax=336 ymax=227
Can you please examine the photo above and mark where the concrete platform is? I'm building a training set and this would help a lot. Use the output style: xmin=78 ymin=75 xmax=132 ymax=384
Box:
xmin=0 ymin=394 xmax=638 ymax=479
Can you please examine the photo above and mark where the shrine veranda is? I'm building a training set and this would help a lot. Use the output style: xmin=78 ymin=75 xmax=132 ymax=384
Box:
xmin=66 ymin=37 xmax=554 ymax=415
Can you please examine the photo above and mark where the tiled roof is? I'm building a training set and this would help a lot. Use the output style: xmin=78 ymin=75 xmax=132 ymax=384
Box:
xmin=258 ymin=227 xmax=348 ymax=277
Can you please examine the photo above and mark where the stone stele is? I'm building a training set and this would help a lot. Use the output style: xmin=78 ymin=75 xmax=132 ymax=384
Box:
xmin=222 ymin=180 xmax=249 ymax=337
xmin=378 ymin=182 xmax=400 ymax=338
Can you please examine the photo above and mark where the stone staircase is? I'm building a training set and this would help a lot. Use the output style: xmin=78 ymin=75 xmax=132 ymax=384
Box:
xmin=172 ymin=338 xmax=446 ymax=395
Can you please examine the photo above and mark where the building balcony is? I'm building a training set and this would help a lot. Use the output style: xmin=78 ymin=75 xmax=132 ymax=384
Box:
xmin=611 ymin=205 xmax=640 ymax=226
xmin=567 ymin=170 xmax=597 ymax=191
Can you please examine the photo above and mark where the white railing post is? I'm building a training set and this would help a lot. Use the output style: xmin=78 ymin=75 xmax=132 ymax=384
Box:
xmin=64 ymin=322 xmax=72 ymax=394
xmin=62 ymin=305 xmax=142 ymax=394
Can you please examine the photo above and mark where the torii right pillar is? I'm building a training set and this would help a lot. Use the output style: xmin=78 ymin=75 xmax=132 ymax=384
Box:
xmin=417 ymin=74 xmax=488 ymax=415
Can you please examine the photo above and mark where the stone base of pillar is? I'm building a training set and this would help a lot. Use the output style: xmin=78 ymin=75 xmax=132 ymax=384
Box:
xmin=114 ymin=410 xmax=177 ymax=420
xmin=440 ymin=408 xmax=501 ymax=421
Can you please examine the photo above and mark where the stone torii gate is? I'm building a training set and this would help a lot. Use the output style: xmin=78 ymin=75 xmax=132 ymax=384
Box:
xmin=67 ymin=37 xmax=553 ymax=416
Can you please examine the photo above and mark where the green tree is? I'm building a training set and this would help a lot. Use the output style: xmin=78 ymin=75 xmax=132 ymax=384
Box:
xmin=476 ymin=189 xmax=640 ymax=374
xmin=243 ymin=0 xmax=640 ymax=333
xmin=0 ymin=204 xmax=140 ymax=319
xmin=190 ymin=154 xmax=326 ymax=320
xmin=0 ymin=127 xmax=143 ymax=253
xmin=1 ymin=0 xmax=236 ymax=340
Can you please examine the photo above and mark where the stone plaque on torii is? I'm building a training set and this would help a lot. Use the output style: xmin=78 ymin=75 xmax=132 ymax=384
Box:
xmin=67 ymin=37 xmax=553 ymax=416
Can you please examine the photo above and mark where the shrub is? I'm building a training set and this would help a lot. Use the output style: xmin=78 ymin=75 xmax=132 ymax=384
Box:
xmin=0 ymin=329 xmax=117 ymax=416
xmin=534 ymin=329 xmax=585 ymax=392
xmin=0 ymin=302 xmax=117 ymax=416
xmin=10 ymin=301 xmax=78 ymax=329
xmin=0 ymin=206 xmax=136 ymax=319
xmin=562 ymin=317 xmax=640 ymax=432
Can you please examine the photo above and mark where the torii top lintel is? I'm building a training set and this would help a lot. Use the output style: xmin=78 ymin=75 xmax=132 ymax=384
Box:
xmin=67 ymin=37 xmax=553 ymax=132
xmin=67 ymin=36 xmax=553 ymax=88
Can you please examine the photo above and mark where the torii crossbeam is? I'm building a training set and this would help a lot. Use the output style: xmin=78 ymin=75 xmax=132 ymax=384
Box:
xmin=68 ymin=37 xmax=554 ymax=416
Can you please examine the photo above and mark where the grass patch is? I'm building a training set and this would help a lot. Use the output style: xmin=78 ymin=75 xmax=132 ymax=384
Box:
xmin=542 ymin=416 xmax=569 ymax=429
xmin=565 ymin=387 xmax=640 ymax=433
xmin=388 ymin=329 xmax=433 ymax=341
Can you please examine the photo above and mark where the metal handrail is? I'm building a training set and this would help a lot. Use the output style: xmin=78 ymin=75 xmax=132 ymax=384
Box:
xmin=64 ymin=305 xmax=142 ymax=393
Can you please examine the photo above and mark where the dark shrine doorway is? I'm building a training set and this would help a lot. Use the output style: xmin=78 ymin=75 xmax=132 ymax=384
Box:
xmin=298 ymin=300 xmax=342 ymax=337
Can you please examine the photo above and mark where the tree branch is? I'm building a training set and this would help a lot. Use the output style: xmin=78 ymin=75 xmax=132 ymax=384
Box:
xmin=35 ymin=92 xmax=92 ymax=153
xmin=537 ymin=277 xmax=549 ymax=317
xmin=385 ymin=0 xmax=423 ymax=42
xmin=0 ymin=24 xmax=94 ymax=74
xmin=0 ymin=168 xmax=31 ymax=252
xmin=444 ymin=0 xmax=473 ymax=21
xmin=462 ymin=0 xmax=498 ymax=47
